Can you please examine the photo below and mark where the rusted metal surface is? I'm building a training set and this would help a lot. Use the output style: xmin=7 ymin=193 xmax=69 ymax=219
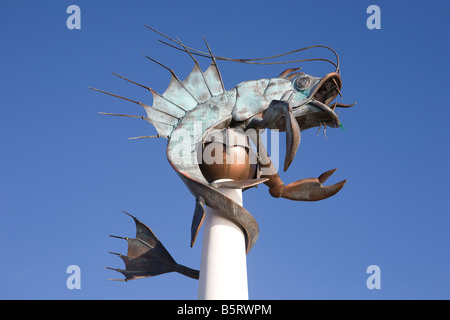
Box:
xmin=97 ymin=28 xmax=355 ymax=282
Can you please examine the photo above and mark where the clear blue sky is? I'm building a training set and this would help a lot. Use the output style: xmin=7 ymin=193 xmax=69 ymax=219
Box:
xmin=1 ymin=0 xmax=449 ymax=299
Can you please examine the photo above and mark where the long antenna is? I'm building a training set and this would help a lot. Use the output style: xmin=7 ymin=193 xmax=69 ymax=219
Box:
xmin=145 ymin=26 xmax=340 ymax=73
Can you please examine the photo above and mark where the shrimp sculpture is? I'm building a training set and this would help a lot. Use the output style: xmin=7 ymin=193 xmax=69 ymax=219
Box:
xmin=93 ymin=27 xmax=355 ymax=281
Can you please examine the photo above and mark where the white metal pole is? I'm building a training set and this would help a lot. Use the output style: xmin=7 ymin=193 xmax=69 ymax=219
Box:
xmin=197 ymin=181 xmax=248 ymax=300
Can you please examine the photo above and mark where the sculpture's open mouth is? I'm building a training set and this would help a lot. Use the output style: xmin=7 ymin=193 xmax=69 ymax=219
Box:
xmin=295 ymin=72 xmax=355 ymax=131
xmin=313 ymin=72 xmax=342 ymax=106
xmin=308 ymin=72 xmax=342 ymax=128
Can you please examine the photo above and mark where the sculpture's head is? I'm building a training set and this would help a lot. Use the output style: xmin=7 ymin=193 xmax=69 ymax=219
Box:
xmin=290 ymin=72 xmax=342 ymax=130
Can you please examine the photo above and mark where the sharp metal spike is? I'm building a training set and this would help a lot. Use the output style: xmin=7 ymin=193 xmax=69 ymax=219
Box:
xmin=90 ymin=87 xmax=140 ymax=105
xmin=143 ymin=55 xmax=174 ymax=74
xmin=92 ymin=88 xmax=179 ymax=130
xmin=128 ymin=135 xmax=161 ymax=140
xmin=112 ymin=72 xmax=187 ymax=114
xmin=105 ymin=266 xmax=123 ymax=272
xmin=121 ymin=210 xmax=138 ymax=220
xmin=144 ymin=25 xmax=180 ymax=46
xmin=143 ymin=55 xmax=199 ymax=103
xmin=99 ymin=112 xmax=148 ymax=120
xmin=109 ymin=235 xmax=128 ymax=240
xmin=107 ymin=278 xmax=127 ymax=282
xmin=112 ymin=72 xmax=151 ymax=91
xmin=176 ymin=36 xmax=213 ymax=97
xmin=176 ymin=37 xmax=198 ymax=63
xmin=201 ymin=34 xmax=225 ymax=92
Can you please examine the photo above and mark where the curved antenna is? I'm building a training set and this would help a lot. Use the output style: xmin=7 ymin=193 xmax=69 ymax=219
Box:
xmin=158 ymin=39 xmax=339 ymax=72
xmin=145 ymin=26 xmax=340 ymax=73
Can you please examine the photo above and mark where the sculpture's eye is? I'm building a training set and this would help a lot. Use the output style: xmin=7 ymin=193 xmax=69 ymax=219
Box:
xmin=295 ymin=76 xmax=311 ymax=90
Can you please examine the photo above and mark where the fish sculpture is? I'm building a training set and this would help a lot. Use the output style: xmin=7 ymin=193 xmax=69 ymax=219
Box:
xmin=93 ymin=27 xmax=355 ymax=281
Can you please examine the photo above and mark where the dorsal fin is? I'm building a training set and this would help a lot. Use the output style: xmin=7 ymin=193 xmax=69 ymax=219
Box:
xmin=176 ymin=37 xmax=213 ymax=103
xmin=203 ymin=63 xmax=225 ymax=96
xmin=202 ymin=35 xmax=225 ymax=95
xmin=111 ymin=72 xmax=186 ymax=118
xmin=182 ymin=64 xmax=212 ymax=103
xmin=145 ymin=27 xmax=226 ymax=98
xmin=162 ymin=74 xmax=198 ymax=110
xmin=151 ymin=91 xmax=186 ymax=118
xmin=95 ymin=30 xmax=230 ymax=141
xmin=144 ymin=56 xmax=199 ymax=112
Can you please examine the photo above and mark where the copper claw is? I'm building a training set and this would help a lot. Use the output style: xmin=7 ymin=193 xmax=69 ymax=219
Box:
xmin=278 ymin=168 xmax=347 ymax=201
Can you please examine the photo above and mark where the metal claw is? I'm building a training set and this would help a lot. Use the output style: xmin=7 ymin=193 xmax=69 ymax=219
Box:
xmin=320 ymin=179 xmax=347 ymax=199
xmin=277 ymin=168 xmax=347 ymax=201
xmin=318 ymin=168 xmax=338 ymax=184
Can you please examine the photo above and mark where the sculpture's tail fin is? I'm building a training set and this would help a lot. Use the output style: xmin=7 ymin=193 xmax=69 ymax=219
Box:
xmin=107 ymin=211 xmax=199 ymax=281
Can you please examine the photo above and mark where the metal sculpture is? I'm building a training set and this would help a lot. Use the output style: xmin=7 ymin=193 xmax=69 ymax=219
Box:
xmin=93 ymin=27 xmax=355 ymax=281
